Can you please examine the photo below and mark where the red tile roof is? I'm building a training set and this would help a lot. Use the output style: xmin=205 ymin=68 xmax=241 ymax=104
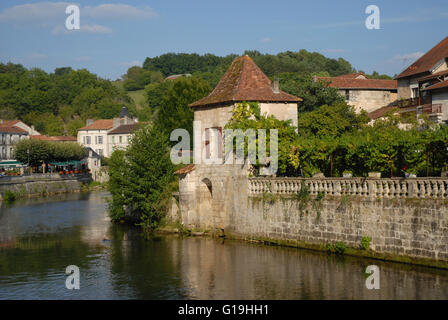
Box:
xmin=189 ymin=55 xmax=301 ymax=108
xmin=318 ymin=77 xmax=397 ymax=90
xmin=30 ymin=135 xmax=77 ymax=141
xmin=368 ymin=106 xmax=396 ymax=119
xmin=0 ymin=120 xmax=20 ymax=126
xmin=174 ymin=164 xmax=195 ymax=175
xmin=334 ymin=72 xmax=368 ymax=79
xmin=422 ymin=79 xmax=448 ymax=91
xmin=396 ymin=36 xmax=448 ymax=79
xmin=416 ymin=69 xmax=448 ymax=82
xmin=79 ymin=119 xmax=114 ymax=131
xmin=0 ymin=125 xmax=28 ymax=134
xmin=108 ymin=123 xmax=141 ymax=134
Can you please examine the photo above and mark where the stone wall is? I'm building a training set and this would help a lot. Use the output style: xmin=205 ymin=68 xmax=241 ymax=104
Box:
xmin=0 ymin=174 xmax=91 ymax=200
xmin=339 ymin=89 xmax=397 ymax=113
xmin=226 ymin=177 xmax=448 ymax=267
xmin=177 ymin=175 xmax=448 ymax=267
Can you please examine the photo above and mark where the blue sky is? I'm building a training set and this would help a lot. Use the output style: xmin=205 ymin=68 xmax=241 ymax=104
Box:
xmin=0 ymin=0 xmax=447 ymax=80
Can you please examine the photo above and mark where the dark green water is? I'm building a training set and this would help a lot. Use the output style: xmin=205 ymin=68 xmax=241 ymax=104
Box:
xmin=0 ymin=192 xmax=447 ymax=300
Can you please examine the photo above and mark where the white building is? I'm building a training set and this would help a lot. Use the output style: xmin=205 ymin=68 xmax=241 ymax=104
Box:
xmin=77 ymin=107 xmax=140 ymax=158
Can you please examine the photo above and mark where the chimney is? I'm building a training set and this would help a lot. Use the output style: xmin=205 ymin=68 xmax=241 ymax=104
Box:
xmin=272 ymin=78 xmax=279 ymax=94
xmin=113 ymin=118 xmax=121 ymax=128
xmin=86 ymin=119 xmax=94 ymax=126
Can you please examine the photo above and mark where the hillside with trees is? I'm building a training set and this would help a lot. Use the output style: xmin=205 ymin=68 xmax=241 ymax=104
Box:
xmin=0 ymin=50 xmax=393 ymax=138
xmin=0 ymin=63 xmax=133 ymax=136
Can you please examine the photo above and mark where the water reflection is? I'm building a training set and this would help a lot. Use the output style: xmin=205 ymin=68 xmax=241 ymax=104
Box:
xmin=0 ymin=192 xmax=447 ymax=300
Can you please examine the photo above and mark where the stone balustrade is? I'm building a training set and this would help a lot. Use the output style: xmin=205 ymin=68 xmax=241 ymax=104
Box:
xmin=248 ymin=177 xmax=448 ymax=199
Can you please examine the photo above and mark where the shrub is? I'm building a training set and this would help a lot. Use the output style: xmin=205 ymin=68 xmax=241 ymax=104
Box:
xmin=360 ymin=236 xmax=372 ymax=250
xmin=3 ymin=190 xmax=16 ymax=204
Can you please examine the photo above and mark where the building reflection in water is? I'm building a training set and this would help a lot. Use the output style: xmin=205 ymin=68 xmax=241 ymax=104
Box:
xmin=174 ymin=237 xmax=448 ymax=300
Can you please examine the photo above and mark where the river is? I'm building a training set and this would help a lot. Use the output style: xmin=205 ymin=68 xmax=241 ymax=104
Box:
xmin=0 ymin=192 xmax=447 ymax=300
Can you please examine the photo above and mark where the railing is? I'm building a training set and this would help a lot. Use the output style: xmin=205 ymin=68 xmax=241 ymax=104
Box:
xmin=397 ymin=96 xmax=432 ymax=108
xmin=248 ymin=177 xmax=448 ymax=199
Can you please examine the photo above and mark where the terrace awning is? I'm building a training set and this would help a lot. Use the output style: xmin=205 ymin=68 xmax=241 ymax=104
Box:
xmin=49 ymin=160 xmax=87 ymax=166
xmin=0 ymin=160 xmax=23 ymax=168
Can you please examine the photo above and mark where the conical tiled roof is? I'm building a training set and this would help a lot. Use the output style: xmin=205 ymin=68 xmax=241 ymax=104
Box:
xmin=119 ymin=106 xmax=129 ymax=117
xmin=189 ymin=55 xmax=301 ymax=108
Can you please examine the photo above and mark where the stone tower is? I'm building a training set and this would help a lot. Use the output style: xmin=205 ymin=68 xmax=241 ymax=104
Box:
xmin=175 ymin=55 xmax=301 ymax=232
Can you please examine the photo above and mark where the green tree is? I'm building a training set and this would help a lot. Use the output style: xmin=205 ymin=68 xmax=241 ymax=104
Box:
xmin=108 ymin=125 xmax=176 ymax=231
xmin=279 ymin=73 xmax=345 ymax=112
xmin=157 ymin=77 xmax=211 ymax=140
xmin=14 ymin=139 xmax=51 ymax=167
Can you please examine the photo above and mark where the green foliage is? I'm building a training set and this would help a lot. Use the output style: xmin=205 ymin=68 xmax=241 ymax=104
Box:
xmin=14 ymin=139 xmax=85 ymax=167
xmin=122 ymin=66 xmax=163 ymax=91
xmin=107 ymin=125 xmax=176 ymax=231
xmin=225 ymin=102 xmax=299 ymax=176
xmin=297 ymin=103 xmax=369 ymax=138
xmin=142 ymin=50 xmax=355 ymax=79
xmin=0 ymin=63 xmax=132 ymax=136
xmin=327 ymin=242 xmax=347 ymax=255
xmin=144 ymin=80 xmax=174 ymax=110
xmin=107 ymin=150 xmax=128 ymax=221
xmin=279 ymin=73 xmax=346 ymax=112
xmin=334 ymin=242 xmax=347 ymax=255
xmin=3 ymin=190 xmax=16 ymax=204
xmin=361 ymin=236 xmax=372 ymax=250
xmin=156 ymin=77 xmax=211 ymax=141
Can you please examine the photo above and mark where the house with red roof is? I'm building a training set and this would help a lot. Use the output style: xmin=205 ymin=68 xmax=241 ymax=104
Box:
xmin=387 ymin=36 xmax=448 ymax=124
xmin=0 ymin=123 xmax=29 ymax=161
xmin=316 ymin=73 xmax=397 ymax=113
xmin=77 ymin=106 xmax=139 ymax=158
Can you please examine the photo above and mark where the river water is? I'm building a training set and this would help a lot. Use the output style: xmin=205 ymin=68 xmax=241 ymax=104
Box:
xmin=0 ymin=192 xmax=447 ymax=300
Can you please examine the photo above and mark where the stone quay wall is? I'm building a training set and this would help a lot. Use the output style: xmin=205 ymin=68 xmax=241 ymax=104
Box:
xmin=0 ymin=173 xmax=92 ymax=200
xmin=224 ymin=177 xmax=448 ymax=267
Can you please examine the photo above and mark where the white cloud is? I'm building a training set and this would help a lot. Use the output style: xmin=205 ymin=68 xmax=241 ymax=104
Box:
xmin=260 ymin=37 xmax=272 ymax=43
xmin=121 ymin=60 xmax=142 ymax=68
xmin=392 ymin=52 xmax=425 ymax=63
xmin=0 ymin=2 xmax=157 ymax=34
xmin=84 ymin=4 xmax=157 ymax=20
xmin=0 ymin=2 xmax=68 ymax=25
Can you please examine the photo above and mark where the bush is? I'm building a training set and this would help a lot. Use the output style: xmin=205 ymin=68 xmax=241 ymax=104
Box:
xmin=108 ymin=125 xmax=175 ymax=231
xmin=3 ymin=190 xmax=16 ymax=203
xmin=360 ymin=236 xmax=371 ymax=250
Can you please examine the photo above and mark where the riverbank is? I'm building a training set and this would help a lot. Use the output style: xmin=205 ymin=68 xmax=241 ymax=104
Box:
xmin=0 ymin=173 xmax=92 ymax=201
xmin=157 ymin=222 xmax=448 ymax=270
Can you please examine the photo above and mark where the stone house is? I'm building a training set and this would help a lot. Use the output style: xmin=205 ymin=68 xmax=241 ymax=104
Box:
xmin=77 ymin=107 xmax=138 ymax=158
xmin=174 ymin=55 xmax=301 ymax=231
xmin=107 ymin=123 xmax=141 ymax=154
xmin=0 ymin=124 xmax=28 ymax=161
xmin=317 ymin=73 xmax=397 ymax=113
xmin=371 ymin=36 xmax=448 ymax=123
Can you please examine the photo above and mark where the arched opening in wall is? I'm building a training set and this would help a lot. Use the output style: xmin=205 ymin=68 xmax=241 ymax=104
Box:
xmin=202 ymin=178 xmax=213 ymax=197
xmin=198 ymin=178 xmax=213 ymax=228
